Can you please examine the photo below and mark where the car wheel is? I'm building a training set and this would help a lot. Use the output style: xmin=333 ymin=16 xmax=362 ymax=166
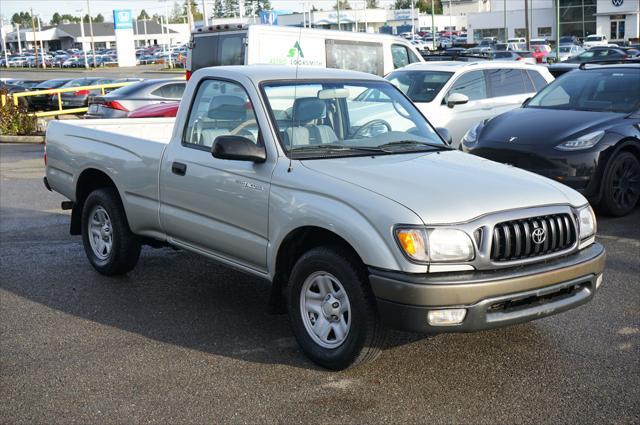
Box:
xmin=81 ymin=188 xmax=141 ymax=275
xmin=288 ymin=246 xmax=386 ymax=370
xmin=600 ymin=151 xmax=640 ymax=217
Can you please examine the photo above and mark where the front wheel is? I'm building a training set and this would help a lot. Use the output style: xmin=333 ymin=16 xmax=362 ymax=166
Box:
xmin=81 ymin=188 xmax=141 ymax=275
xmin=288 ymin=246 xmax=386 ymax=370
xmin=600 ymin=151 xmax=640 ymax=217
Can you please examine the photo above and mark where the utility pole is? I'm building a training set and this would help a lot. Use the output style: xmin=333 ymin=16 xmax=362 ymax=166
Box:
xmin=30 ymin=9 xmax=40 ymax=69
xmin=186 ymin=0 xmax=194 ymax=30
xmin=1 ymin=17 xmax=9 ymax=66
xmin=86 ymin=0 xmax=97 ymax=67
xmin=411 ymin=0 xmax=415 ymax=35
xmin=16 ymin=23 xmax=22 ymax=54
xmin=503 ymin=0 xmax=507 ymax=42
xmin=555 ymin=0 xmax=560 ymax=61
xmin=36 ymin=15 xmax=46 ymax=68
xmin=431 ymin=0 xmax=435 ymax=50
xmin=77 ymin=8 xmax=89 ymax=68
xmin=143 ymin=18 xmax=148 ymax=46
xmin=337 ymin=0 xmax=341 ymax=31
xmin=164 ymin=0 xmax=174 ymax=68
xmin=202 ymin=0 xmax=208 ymax=26
xmin=524 ymin=0 xmax=530 ymax=50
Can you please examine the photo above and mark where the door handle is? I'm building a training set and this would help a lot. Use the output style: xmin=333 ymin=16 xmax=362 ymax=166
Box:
xmin=171 ymin=162 xmax=187 ymax=176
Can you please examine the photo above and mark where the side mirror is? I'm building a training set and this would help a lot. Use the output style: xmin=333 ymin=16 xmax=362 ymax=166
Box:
xmin=212 ymin=135 xmax=266 ymax=163
xmin=447 ymin=92 xmax=469 ymax=108
xmin=436 ymin=127 xmax=453 ymax=145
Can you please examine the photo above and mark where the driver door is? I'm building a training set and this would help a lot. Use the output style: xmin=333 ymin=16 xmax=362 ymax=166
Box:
xmin=159 ymin=78 xmax=273 ymax=272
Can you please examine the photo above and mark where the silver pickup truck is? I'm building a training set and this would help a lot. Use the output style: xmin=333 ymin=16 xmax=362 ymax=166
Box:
xmin=45 ymin=66 xmax=605 ymax=370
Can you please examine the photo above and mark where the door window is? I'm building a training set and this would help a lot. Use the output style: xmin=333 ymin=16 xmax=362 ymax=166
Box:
xmin=527 ymin=70 xmax=549 ymax=91
xmin=486 ymin=69 xmax=530 ymax=97
xmin=152 ymin=82 xmax=186 ymax=99
xmin=183 ymin=79 xmax=259 ymax=149
xmin=325 ymin=39 xmax=383 ymax=76
xmin=446 ymin=70 xmax=487 ymax=101
xmin=391 ymin=44 xmax=421 ymax=69
xmin=219 ymin=35 xmax=245 ymax=65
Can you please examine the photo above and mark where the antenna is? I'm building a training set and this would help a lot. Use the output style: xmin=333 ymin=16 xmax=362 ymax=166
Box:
xmin=288 ymin=25 xmax=303 ymax=173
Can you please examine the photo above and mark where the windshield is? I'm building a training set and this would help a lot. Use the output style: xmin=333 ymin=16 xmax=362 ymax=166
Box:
xmin=586 ymin=35 xmax=602 ymax=41
xmin=262 ymin=80 xmax=446 ymax=159
xmin=527 ymin=69 xmax=640 ymax=113
xmin=385 ymin=71 xmax=453 ymax=103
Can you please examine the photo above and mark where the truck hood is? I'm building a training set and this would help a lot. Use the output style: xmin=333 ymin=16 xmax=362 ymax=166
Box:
xmin=301 ymin=151 xmax=585 ymax=224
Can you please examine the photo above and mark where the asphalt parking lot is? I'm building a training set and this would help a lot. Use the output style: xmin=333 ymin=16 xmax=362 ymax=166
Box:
xmin=1 ymin=143 xmax=638 ymax=424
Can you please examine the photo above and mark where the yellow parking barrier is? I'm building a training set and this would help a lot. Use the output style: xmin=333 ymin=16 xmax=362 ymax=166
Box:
xmin=4 ymin=82 xmax=135 ymax=117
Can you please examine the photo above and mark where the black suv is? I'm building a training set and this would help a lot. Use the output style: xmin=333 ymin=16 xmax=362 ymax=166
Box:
xmin=462 ymin=62 xmax=640 ymax=217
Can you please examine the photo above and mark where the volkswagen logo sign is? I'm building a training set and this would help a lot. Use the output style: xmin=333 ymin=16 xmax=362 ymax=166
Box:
xmin=532 ymin=227 xmax=546 ymax=245
xmin=507 ymin=136 xmax=518 ymax=143
xmin=612 ymin=0 xmax=623 ymax=6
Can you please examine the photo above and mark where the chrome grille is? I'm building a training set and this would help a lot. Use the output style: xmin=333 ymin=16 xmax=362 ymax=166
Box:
xmin=490 ymin=213 xmax=577 ymax=262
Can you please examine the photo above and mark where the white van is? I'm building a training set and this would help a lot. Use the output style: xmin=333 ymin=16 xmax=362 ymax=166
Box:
xmin=186 ymin=24 xmax=423 ymax=78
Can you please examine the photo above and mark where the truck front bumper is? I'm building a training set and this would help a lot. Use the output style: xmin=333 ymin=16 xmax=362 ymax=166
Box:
xmin=370 ymin=243 xmax=605 ymax=333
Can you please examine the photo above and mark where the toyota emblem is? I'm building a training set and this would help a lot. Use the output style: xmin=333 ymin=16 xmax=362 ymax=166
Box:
xmin=531 ymin=227 xmax=546 ymax=245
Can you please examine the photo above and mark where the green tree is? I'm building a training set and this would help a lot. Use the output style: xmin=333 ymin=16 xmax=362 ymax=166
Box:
xmin=184 ymin=0 xmax=204 ymax=22
xmin=393 ymin=0 xmax=410 ymax=9
xmin=50 ymin=12 xmax=62 ymax=25
xmin=137 ymin=10 xmax=150 ymax=20
xmin=11 ymin=11 xmax=32 ymax=27
xmin=334 ymin=0 xmax=352 ymax=10
xmin=94 ymin=13 xmax=105 ymax=23
xmin=366 ymin=0 xmax=379 ymax=8
xmin=223 ymin=0 xmax=238 ymax=17
xmin=213 ymin=0 xmax=225 ymax=18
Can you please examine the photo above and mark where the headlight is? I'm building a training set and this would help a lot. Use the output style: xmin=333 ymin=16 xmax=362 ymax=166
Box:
xmin=462 ymin=121 xmax=483 ymax=146
xmin=394 ymin=227 xmax=474 ymax=263
xmin=428 ymin=229 xmax=474 ymax=262
xmin=555 ymin=130 xmax=604 ymax=151
xmin=578 ymin=205 xmax=596 ymax=240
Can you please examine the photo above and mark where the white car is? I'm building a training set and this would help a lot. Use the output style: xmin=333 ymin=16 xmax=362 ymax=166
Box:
xmin=411 ymin=39 xmax=430 ymax=52
xmin=583 ymin=34 xmax=608 ymax=49
xmin=384 ymin=61 xmax=554 ymax=147
xmin=548 ymin=44 xmax=585 ymax=62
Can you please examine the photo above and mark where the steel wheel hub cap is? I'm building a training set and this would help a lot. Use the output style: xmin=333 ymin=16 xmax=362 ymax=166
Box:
xmin=88 ymin=206 xmax=113 ymax=260
xmin=300 ymin=271 xmax=351 ymax=349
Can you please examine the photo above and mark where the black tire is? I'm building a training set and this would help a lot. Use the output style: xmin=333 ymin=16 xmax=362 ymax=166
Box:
xmin=600 ymin=151 xmax=640 ymax=217
xmin=81 ymin=187 xmax=141 ymax=275
xmin=287 ymin=246 xmax=386 ymax=370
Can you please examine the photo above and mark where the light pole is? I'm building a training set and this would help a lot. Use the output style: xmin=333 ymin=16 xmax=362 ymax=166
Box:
xmin=503 ymin=0 xmax=507 ymax=42
xmin=16 ymin=23 xmax=22 ymax=54
xmin=86 ymin=0 xmax=97 ymax=67
xmin=76 ymin=8 xmax=89 ymax=68
xmin=36 ymin=14 xmax=46 ymax=68
xmin=1 ymin=18 xmax=8 ymax=66
xmin=431 ymin=0 xmax=435 ymax=50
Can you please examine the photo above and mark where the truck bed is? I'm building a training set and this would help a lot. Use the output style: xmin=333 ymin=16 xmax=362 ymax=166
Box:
xmin=45 ymin=117 xmax=176 ymax=240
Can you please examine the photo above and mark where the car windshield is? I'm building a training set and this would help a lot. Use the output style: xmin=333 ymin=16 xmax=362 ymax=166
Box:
xmin=385 ymin=70 xmax=453 ymax=103
xmin=527 ymin=68 xmax=640 ymax=113
xmin=586 ymin=35 xmax=602 ymax=41
xmin=262 ymin=80 xmax=447 ymax=159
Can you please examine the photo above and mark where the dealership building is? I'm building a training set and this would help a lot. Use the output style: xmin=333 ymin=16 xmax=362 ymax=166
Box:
xmin=463 ymin=0 xmax=639 ymax=43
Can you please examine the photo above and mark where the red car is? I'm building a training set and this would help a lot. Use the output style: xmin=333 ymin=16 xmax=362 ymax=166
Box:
xmin=532 ymin=46 xmax=551 ymax=63
xmin=127 ymin=102 xmax=179 ymax=118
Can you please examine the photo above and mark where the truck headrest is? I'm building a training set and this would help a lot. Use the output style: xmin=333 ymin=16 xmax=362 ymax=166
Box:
xmin=208 ymin=95 xmax=246 ymax=120
xmin=292 ymin=98 xmax=326 ymax=123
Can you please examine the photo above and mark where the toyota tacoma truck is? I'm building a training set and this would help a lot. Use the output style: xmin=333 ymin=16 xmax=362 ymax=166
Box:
xmin=44 ymin=66 xmax=606 ymax=370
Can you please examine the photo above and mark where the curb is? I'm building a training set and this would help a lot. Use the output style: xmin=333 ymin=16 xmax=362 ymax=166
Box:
xmin=0 ymin=135 xmax=45 ymax=144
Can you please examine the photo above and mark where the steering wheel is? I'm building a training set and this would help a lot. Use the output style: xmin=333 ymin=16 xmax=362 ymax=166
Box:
xmin=351 ymin=119 xmax=392 ymax=139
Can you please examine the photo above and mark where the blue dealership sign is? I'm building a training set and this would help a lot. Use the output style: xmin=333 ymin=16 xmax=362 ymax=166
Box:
xmin=113 ymin=9 xmax=133 ymax=30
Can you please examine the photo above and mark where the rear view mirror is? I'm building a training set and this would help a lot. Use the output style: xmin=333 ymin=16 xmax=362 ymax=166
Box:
xmin=447 ymin=92 xmax=469 ymax=108
xmin=318 ymin=88 xmax=350 ymax=99
xmin=436 ymin=127 xmax=453 ymax=145
xmin=212 ymin=135 xmax=266 ymax=163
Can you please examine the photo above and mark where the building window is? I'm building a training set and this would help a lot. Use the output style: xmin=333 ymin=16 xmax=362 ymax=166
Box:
xmin=514 ymin=28 xmax=526 ymax=37
xmin=538 ymin=27 xmax=552 ymax=37
xmin=559 ymin=0 xmax=597 ymax=38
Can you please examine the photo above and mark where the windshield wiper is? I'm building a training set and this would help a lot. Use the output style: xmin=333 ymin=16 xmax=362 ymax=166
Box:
xmin=375 ymin=140 xmax=453 ymax=151
xmin=289 ymin=144 xmax=386 ymax=153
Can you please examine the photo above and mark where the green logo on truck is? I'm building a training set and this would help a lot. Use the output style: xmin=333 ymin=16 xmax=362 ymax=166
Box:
xmin=287 ymin=41 xmax=304 ymax=58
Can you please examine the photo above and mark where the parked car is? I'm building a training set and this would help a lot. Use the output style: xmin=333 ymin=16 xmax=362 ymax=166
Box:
xmin=559 ymin=35 xmax=581 ymax=46
xmin=127 ymin=102 xmax=179 ymax=118
xmin=44 ymin=65 xmax=605 ymax=370
xmin=26 ymin=78 xmax=73 ymax=111
xmin=385 ymin=61 xmax=554 ymax=147
xmin=548 ymin=47 xmax=630 ymax=76
xmin=462 ymin=62 xmax=640 ymax=216
xmin=491 ymin=51 xmax=536 ymax=64
xmin=86 ymin=79 xmax=185 ymax=118
xmin=530 ymin=38 xmax=550 ymax=47
xmin=532 ymin=45 xmax=551 ymax=63
xmin=62 ymin=57 xmax=83 ymax=68
xmin=547 ymin=44 xmax=585 ymax=62
xmin=583 ymin=34 xmax=608 ymax=49
xmin=50 ymin=77 xmax=115 ymax=109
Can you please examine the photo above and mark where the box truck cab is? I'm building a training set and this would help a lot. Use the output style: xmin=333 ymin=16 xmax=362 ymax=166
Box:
xmin=186 ymin=24 xmax=423 ymax=78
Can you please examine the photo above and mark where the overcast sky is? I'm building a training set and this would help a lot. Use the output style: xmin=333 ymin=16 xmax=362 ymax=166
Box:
xmin=1 ymin=0 xmax=396 ymax=22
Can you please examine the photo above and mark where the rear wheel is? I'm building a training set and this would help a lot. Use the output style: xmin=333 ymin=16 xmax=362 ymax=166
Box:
xmin=600 ymin=151 xmax=640 ymax=217
xmin=81 ymin=188 xmax=141 ymax=275
xmin=288 ymin=246 xmax=386 ymax=370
